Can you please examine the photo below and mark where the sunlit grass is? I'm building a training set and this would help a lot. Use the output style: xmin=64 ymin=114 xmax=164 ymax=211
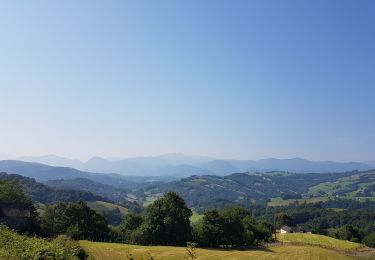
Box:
xmin=80 ymin=240 xmax=356 ymax=260
xmin=276 ymin=233 xmax=364 ymax=251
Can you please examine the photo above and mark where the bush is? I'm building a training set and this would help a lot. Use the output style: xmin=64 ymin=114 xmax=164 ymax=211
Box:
xmin=363 ymin=233 xmax=375 ymax=248
xmin=0 ymin=224 xmax=86 ymax=259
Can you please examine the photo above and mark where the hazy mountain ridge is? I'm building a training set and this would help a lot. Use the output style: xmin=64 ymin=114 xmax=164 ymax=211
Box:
xmin=0 ymin=160 xmax=175 ymax=188
xmin=11 ymin=154 xmax=374 ymax=176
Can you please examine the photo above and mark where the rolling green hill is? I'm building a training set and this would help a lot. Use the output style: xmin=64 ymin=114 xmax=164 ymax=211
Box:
xmin=139 ymin=171 xmax=373 ymax=212
xmin=308 ymin=171 xmax=375 ymax=198
xmin=0 ymin=172 xmax=105 ymax=204
xmin=43 ymin=178 xmax=133 ymax=202
xmin=268 ymin=196 xmax=330 ymax=207
xmin=86 ymin=200 xmax=129 ymax=215
xmin=276 ymin=233 xmax=366 ymax=251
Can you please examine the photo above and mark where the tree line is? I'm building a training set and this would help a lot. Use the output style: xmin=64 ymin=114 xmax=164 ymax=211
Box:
xmin=1 ymin=179 xmax=273 ymax=248
xmin=111 ymin=192 xmax=273 ymax=247
xmin=2 ymin=177 xmax=375 ymax=248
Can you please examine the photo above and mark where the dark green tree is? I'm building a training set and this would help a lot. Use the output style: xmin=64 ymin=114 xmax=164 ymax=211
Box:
xmin=275 ymin=212 xmax=293 ymax=227
xmin=0 ymin=180 xmax=31 ymax=203
xmin=363 ymin=233 xmax=375 ymax=248
xmin=118 ymin=213 xmax=144 ymax=243
xmin=39 ymin=201 xmax=109 ymax=241
xmin=220 ymin=206 xmax=249 ymax=246
xmin=140 ymin=192 xmax=192 ymax=246
xmin=195 ymin=209 xmax=224 ymax=247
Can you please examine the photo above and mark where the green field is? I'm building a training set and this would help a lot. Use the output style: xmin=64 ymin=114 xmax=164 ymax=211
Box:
xmin=276 ymin=233 xmax=365 ymax=251
xmin=80 ymin=240 xmax=357 ymax=260
xmin=268 ymin=196 xmax=329 ymax=207
xmin=86 ymin=201 xmax=129 ymax=215
xmin=308 ymin=172 xmax=375 ymax=197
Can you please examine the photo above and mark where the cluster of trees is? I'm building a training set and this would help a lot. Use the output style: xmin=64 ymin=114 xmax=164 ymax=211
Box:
xmin=0 ymin=172 xmax=106 ymax=204
xmin=1 ymin=179 xmax=273 ymax=248
xmin=40 ymin=201 xmax=109 ymax=240
xmin=0 ymin=179 xmax=109 ymax=241
xmin=113 ymin=192 xmax=273 ymax=247
xmin=2 ymin=175 xmax=375 ymax=249
xmin=0 ymin=179 xmax=32 ymax=204
xmin=116 ymin=192 xmax=193 ymax=246
xmin=193 ymin=207 xmax=272 ymax=247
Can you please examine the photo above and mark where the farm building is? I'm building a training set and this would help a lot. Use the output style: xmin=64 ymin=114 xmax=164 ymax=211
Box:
xmin=280 ymin=225 xmax=311 ymax=234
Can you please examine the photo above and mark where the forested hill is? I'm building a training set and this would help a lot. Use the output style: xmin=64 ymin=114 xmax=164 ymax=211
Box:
xmin=139 ymin=170 xmax=375 ymax=211
xmin=0 ymin=172 xmax=106 ymax=204
xmin=43 ymin=178 xmax=133 ymax=203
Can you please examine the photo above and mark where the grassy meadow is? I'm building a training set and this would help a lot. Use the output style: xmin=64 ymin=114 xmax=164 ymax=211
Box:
xmin=80 ymin=240 xmax=357 ymax=260
xmin=268 ymin=196 xmax=329 ymax=207
xmin=86 ymin=200 xmax=129 ymax=215
xmin=276 ymin=233 xmax=365 ymax=251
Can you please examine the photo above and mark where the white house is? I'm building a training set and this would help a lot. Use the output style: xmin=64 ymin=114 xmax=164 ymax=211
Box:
xmin=280 ymin=225 xmax=311 ymax=234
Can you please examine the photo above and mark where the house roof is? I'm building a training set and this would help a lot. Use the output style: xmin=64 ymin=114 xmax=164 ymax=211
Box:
xmin=280 ymin=225 xmax=292 ymax=232
xmin=280 ymin=225 xmax=305 ymax=233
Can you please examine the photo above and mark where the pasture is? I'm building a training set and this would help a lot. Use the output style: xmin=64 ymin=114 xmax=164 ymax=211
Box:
xmin=80 ymin=240 xmax=357 ymax=260
xmin=276 ymin=233 xmax=365 ymax=251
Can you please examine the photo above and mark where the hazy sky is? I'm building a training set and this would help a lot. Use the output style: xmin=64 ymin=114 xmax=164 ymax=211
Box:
xmin=0 ymin=1 xmax=374 ymax=162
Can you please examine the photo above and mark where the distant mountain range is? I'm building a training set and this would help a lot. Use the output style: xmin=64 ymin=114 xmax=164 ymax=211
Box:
xmin=0 ymin=160 xmax=174 ymax=187
xmin=367 ymin=160 xmax=375 ymax=167
xmin=11 ymin=154 xmax=374 ymax=176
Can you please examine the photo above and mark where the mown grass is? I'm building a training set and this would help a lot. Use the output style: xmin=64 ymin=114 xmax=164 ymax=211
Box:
xmin=276 ymin=233 xmax=364 ymax=251
xmin=80 ymin=240 xmax=356 ymax=260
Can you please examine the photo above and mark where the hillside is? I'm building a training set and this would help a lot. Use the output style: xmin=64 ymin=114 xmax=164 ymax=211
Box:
xmin=0 ymin=160 xmax=169 ymax=189
xmin=80 ymin=241 xmax=358 ymax=259
xmin=43 ymin=178 xmax=133 ymax=202
xmin=138 ymin=171 xmax=364 ymax=211
xmin=276 ymin=233 xmax=366 ymax=251
xmin=0 ymin=172 xmax=105 ymax=204
xmin=1 ymin=159 xmax=374 ymax=214
xmin=308 ymin=170 xmax=375 ymax=198
xmin=80 ymin=232 xmax=375 ymax=259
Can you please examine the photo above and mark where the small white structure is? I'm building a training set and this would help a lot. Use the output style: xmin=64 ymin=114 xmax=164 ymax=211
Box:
xmin=280 ymin=225 xmax=310 ymax=234
xmin=280 ymin=225 xmax=292 ymax=234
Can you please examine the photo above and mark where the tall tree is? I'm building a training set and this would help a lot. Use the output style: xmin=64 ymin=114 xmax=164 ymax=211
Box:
xmin=39 ymin=201 xmax=109 ymax=241
xmin=196 ymin=209 xmax=224 ymax=247
xmin=141 ymin=192 xmax=192 ymax=245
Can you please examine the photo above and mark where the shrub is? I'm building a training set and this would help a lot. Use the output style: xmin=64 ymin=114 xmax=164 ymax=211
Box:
xmin=0 ymin=224 xmax=86 ymax=259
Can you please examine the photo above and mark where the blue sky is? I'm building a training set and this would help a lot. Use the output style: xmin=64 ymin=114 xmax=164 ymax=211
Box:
xmin=0 ymin=0 xmax=374 ymax=162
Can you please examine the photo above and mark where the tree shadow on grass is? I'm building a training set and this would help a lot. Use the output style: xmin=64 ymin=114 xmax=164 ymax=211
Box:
xmin=202 ymin=246 xmax=274 ymax=253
